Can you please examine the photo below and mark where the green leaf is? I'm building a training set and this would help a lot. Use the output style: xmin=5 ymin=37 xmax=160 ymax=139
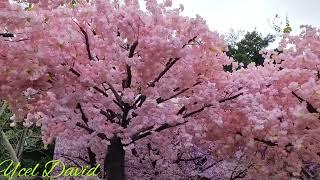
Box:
xmin=24 ymin=3 xmax=33 ymax=11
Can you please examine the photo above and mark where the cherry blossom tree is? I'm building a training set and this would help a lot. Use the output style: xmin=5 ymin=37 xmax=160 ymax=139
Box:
xmin=1 ymin=0 xmax=233 ymax=179
xmin=1 ymin=0 xmax=320 ymax=179
xmin=202 ymin=26 xmax=320 ymax=179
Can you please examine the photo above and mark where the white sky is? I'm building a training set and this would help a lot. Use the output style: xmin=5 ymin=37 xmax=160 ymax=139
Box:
xmin=171 ymin=0 xmax=320 ymax=36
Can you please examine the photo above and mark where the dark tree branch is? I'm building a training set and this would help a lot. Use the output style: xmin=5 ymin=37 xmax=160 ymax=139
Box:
xmin=148 ymin=57 xmax=180 ymax=87
xmin=292 ymin=91 xmax=303 ymax=103
xmin=133 ymin=94 xmax=146 ymax=108
xmin=76 ymin=122 xmax=109 ymax=140
xmin=219 ymin=93 xmax=244 ymax=103
xmin=193 ymin=81 xmax=202 ymax=87
xmin=182 ymin=36 xmax=198 ymax=48
xmin=78 ymin=25 xmax=94 ymax=61
xmin=69 ymin=68 xmax=80 ymax=77
xmin=157 ymin=88 xmax=189 ymax=104
xmin=76 ymin=103 xmax=89 ymax=126
xmin=183 ymin=104 xmax=213 ymax=118
xmin=199 ymin=159 xmax=223 ymax=173
xmin=108 ymin=83 xmax=124 ymax=105
xmin=122 ymin=64 xmax=132 ymax=89
xmin=4 ymin=38 xmax=29 ymax=42
xmin=174 ymin=156 xmax=203 ymax=163
xmin=128 ymin=104 xmax=213 ymax=144
xmin=128 ymin=40 xmax=138 ymax=58
xmin=292 ymin=91 xmax=319 ymax=114
xmin=76 ymin=122 xmax=94 ymax=134
xmin=230 ymin=163 xmax=254 ymax=180
xmin=177 ymin=106 xmax=186 ymax=115
xmin=100 ymin=109 xmax=117 ymax=124
xmin=121 ymin=103 xmax=132 ymax=128
xmin=306 ymin=102 xmax=319 ymax=114
xmin=87 ymin=147 xmax=97 ymax=167
xmin=96 ymin=133 xmax=109 ymax=141
xmin=128 ymin=91 xmax=244 ymax=144
xmin=131 ymin=148 xmax=139 ymax=157
xmin=107 ymin=83 xmax=133 ymax=127
xmin=113 ymin=100 xmax=125 ymax=111
xmin=254 ymin=138 xmax=278 ymax=146
xmin=0 ymin=33 xmax=14 ymax=37
xmin=108 ymin=83 xmax=134 ymax=128
xmin=285 ymin=143 xmax=294 ymax=153
xmin=93 ymin=86 xmax=109 ymax=97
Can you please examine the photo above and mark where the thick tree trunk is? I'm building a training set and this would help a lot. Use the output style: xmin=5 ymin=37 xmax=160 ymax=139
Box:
xmin=104 ymin=137 xmax=125 ymax=180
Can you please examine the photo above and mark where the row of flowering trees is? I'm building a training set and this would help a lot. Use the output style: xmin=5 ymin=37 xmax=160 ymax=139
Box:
xmin=1 ymin=0 xmax=320 ymax=179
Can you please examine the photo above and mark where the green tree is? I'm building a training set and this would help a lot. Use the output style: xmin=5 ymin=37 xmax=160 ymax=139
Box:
xmin=0 ymin=101 xmax=54 ymax=172
xmin=226 ymin=30 xmax=275 ymax=68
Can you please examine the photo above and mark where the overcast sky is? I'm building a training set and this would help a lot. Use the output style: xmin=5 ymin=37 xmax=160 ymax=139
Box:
xmin=171 ymin=0 xmax=320 ymax=36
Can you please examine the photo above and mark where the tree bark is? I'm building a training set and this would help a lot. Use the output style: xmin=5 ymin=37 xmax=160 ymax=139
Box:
xmin=104 ymin=137 xmax=125 ymax=180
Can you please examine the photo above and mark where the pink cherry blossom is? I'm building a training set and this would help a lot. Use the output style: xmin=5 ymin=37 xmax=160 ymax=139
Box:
xmin=1 ymin=0 xmax=320 ymax=179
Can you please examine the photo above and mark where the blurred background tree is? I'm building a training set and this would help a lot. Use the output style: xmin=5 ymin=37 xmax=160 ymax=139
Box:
xmin=226 ymin=30 xmax=275 ymax=67
xmin=223 ymin=15 xmax=292 ymax=71
xmin=0 ymin=100 xmax=54 ymax=171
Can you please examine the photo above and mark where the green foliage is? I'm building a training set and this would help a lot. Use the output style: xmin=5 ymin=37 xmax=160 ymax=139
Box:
xmin=0 ymin=101 xmax=54 ymax=168
xmin=226 ymin=30 xmax=275 ymax=68
xmin=24 ymin=3 xmax=33 ymax=11
xmin=283 ymin=16 xmax=292 ymax=34
xmin=269 ymin=14 xmax=292 ymax=35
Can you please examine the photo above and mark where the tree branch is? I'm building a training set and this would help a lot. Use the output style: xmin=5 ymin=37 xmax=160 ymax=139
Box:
xmin=0 ymin=32 xmax=14 ymax=38
xmin=108 ymin=83 xmax=123 ymax=106
xmin=77 ymin=25 xmax=94 ymax=61
xmin=183 ymin=104 xmax=213 ymax=118
xmin=292 ymin=91 xmax=319 ymax=114
xmin=76 ymin=122 xmax=109 ymax=140
xmin=69 ymin=68 xmax=80 ymax=77
xmin=87 ymin=147 xmax=97 ymax=167
xmin=129 ymin=104 xmax=213 ymax=144
xmin=254 ymin=138 xmax=278 ymax=146
xmin=292 ymin=91 xmax=303 ymax=103
xmin=76 ymin=122 xmax=94 ymax=133
xmin=219 ymin=93 xmax=243 ymax=103
xmin=182 ymin=36 xmax=198 ymax=48
xmin=200 ymin=159 xmax=223 ymax=173
xmin=100 ymin=109 xmax=117 ymax=124
xmin=128 ymin=40 xmax=138 ymax=58
xmin=174 ymin=156 xmax=203 ymax=163
xmin=230 ymin=163 xmax=254 ymax=180
xmin=133 ymin=94 xmax=146 ymax=108
xmin=148 ymin=57 xmax=180 ymax=87
xmin=122 ymin=64 xmax=132 ymax=89
xmin=93 ymin=86 xmax=109 ymax=98
xmin=157 ymin=88 xmax=189 ymax=104
xmin=128 ymin=91 xmax=244 ymax=144
xmin=76 ymin=103 xmax=89 ymax=126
